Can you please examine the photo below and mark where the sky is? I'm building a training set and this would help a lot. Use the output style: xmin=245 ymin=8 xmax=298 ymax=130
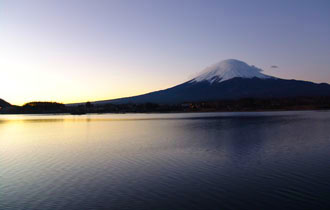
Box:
xmin=1 ymin=0 xmax=330 ymax=105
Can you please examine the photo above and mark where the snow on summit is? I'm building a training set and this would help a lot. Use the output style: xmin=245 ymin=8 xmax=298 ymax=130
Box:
xmin=191 ymin=59 xmax=272 ymax=83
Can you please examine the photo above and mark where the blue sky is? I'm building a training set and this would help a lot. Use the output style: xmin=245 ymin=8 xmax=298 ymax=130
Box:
xmin=1 ymin=0 xmax=330 ymax=104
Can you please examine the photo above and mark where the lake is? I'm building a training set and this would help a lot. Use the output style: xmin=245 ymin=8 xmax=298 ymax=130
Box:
xmin=1 ymin=111 xmax=330 ymax=210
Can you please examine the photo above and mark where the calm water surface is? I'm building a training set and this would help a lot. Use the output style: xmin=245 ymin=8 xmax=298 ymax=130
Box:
xmin=1 ymin=111 xmax=330 ymax=210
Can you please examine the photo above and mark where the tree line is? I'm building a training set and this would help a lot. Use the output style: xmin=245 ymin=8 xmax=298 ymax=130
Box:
xmin=1 ymin=97 xmax=330 ymax=114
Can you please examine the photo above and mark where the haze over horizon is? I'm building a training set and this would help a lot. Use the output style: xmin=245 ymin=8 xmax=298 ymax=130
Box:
xmin=1 ymin=0 xmax=330 ymax=105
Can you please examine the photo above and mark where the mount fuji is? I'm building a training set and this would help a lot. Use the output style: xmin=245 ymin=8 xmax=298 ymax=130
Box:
xmin=92 ymin=59 xmax=330 ymax=105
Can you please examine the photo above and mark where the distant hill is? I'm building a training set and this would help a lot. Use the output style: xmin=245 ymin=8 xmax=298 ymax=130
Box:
xmin=86 ymin=59 xmax=330 ymax=105
xmin=0 ymin=98 xmax=11 ymax=108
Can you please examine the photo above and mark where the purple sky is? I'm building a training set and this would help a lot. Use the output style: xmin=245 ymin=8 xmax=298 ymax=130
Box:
xmin=1 ymin=0 xmax=330 ymax=104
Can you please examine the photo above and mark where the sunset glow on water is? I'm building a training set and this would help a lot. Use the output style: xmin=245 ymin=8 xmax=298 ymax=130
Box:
xmin=2 ymin=111 xmax=330 ymax=209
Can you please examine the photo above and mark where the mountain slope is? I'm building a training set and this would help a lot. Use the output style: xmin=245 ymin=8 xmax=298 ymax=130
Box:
xmin=0 ymin=98 xmax=11 ymax=108
xmin=90 ymin=59 xmax=330 ymax=105
xmin=94 ymin=78 xmax=330 ymax=105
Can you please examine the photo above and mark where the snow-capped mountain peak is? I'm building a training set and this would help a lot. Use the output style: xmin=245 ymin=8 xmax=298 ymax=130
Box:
xmin=191 ymin=59 xmax=272 ymax=83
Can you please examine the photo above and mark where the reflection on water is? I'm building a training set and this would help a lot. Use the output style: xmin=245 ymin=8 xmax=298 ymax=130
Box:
xmin=1 ymin=111 xmax=330 ymax=210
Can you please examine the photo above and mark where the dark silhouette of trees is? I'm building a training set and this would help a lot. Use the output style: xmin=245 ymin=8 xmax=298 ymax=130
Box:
xmin=86 ymin=102 xmax=93 ymax=109
xmin=21 ymin=102 xmax=67 ymax=113
xmin=1 ymin=97 xmax=330 ymax=115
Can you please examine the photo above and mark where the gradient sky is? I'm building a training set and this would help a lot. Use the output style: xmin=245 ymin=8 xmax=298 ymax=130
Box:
xmin=1 ymin=0 xmax=330 ymax=105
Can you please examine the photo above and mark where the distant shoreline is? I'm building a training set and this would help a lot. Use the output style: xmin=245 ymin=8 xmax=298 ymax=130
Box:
xmin=1 ymin=108 xmax=330 ymax=116
xmin=1 ymin=97 xmax=330 ymax=115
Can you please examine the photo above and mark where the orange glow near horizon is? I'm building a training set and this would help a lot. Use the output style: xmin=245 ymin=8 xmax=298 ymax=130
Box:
xmin=0 ymin=49 xmax=185 ymax=106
